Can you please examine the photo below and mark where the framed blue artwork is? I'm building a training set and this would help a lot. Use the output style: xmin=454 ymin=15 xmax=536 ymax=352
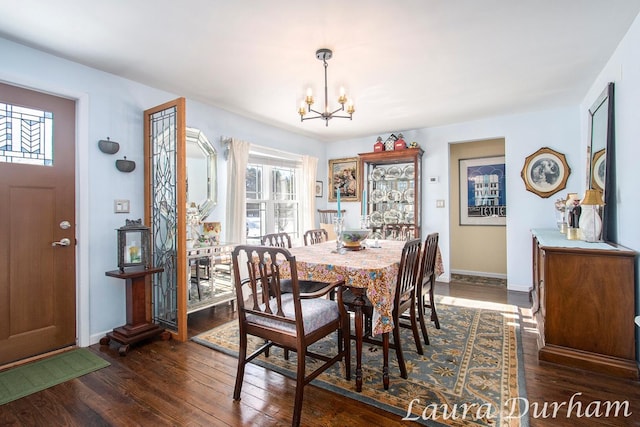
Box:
xmin=459 ymin=156 xmax=506 ymax=226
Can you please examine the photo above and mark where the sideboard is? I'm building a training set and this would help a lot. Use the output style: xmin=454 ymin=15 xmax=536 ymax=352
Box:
xmin=531 ymin=228 xmax=638 ymax=379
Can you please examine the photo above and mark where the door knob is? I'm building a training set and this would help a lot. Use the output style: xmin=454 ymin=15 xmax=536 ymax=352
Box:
xmin=52 ymin=238 xmax=71 ymax=247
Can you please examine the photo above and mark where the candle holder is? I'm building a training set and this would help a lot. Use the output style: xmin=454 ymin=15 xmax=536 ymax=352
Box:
xmin=332 ymin=217 xmax=345 ymax=254
xmin=360 ymin=215 xmax=370 ymax=230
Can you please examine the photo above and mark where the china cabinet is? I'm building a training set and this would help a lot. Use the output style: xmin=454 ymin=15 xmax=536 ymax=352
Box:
xmin=359 ymin=148 xmax=423 ymax=240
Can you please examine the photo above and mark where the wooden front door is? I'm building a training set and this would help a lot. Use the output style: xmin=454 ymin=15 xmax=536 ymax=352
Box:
xmin=0 ymin=82 xmax=77 ymax=365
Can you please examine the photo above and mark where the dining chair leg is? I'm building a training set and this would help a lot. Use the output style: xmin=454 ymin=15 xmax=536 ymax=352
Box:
xmin=292 ymin=348 xmax=306 ymax=427
xmin=417 ymin=292 xmax=430 ymax=346
xmin=409 ymin=298 xmax=424 ymax=355
xmin=337 ymin=315 xmax=351 ymax=381
xmin=233 ymin=333 xmax=248 ymax=401
xmin=428 ymin=286 xmax=441 ymax=329
xmin=382 ymin=332 xmax=390 ymax=390
xmin=393 ymin=322 xmax=408 ymax=380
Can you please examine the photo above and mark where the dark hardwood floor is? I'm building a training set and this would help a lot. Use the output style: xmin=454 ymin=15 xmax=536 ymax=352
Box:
xmin=2 ymin=280 xmax=639 ymax=426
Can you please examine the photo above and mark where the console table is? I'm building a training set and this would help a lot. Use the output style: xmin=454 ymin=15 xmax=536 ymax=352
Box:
xmin=531 ymin=228 xmax=638 ymax=379
xmin=100 ymin=266 xmax=169 ymax=355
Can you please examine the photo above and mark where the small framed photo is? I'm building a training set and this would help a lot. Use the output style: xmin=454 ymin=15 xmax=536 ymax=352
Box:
xmin=315 ymin=181 xmax=323 ymax=198
xmin=521 ymin=147 xmax=571 ymax=198
xmin=591 ymin=148 xmax=605 ymax=191
xmin=328 ymin=157 xmax=361 ymax=202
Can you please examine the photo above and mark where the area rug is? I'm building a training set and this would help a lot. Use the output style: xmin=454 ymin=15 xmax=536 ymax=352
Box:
xmin=193 ymin=297 xmax=528 ymax=426
xmin=0 ymin=348 xmax=110 ymax=405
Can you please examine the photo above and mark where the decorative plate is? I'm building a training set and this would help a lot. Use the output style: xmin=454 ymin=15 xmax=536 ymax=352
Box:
xmin=385 ymin=166 xmax=401 ymax=180
xmin=403 ymin=164 xmax=415 ymax=179
xmin=370 ymin=211 xmax=383 ymax=227
xmin=371 ymin=189 xmax=387 ymax=203
xmin=383 ymin=209 xmax=400 ymax=224
xmin=371 ymin=167 xmax=385 ymax=181
xmin=403 ymin=211 xmax=414 ymax=223
xmin=403 ymin=188 xmax=414 ymax=202
xmin=387 ymin=189 xmax=402 ymax=202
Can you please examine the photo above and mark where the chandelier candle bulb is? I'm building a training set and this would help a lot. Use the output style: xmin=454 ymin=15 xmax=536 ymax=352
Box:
xmin=305 ymin=88 xmax=313 ymax=104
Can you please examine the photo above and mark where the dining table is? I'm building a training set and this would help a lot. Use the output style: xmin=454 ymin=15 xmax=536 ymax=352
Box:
xmin=283 ymin=239 xmax=406 ymax=392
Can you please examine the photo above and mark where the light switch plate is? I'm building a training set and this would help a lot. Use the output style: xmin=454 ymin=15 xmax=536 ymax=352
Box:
xmin=428 ymin=176 xmax=439 ymax=184
xmin=436 ymin=200 xmax=445 ymax=208
xmin=114 ymin=199 xmax=130 ymax=213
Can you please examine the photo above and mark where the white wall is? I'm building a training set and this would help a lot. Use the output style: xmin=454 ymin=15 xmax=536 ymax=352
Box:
xmin=0 ymin=37 xmax=326 ymax=345
xmin=580 ymin=13 xmax=640 ymax=356
xmin=3 ymin=10 xmax=638 ymax=350
xmin=327 ymin=107 xmax=581 ymax=292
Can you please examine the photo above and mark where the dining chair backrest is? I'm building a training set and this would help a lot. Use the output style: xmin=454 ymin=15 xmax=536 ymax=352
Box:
xmin=317 ymin=209 xmax=346 ymax=225
xmin=261 ymin=232 xmax=292 ymax=248
xmin=303 ymin=228 xmax=329 ymax=246
xmin=394 ymin=238 xmax=422 ymax=312
xmin=232 ymin=245 xmax=296 ymax=323
xmin=419 ymin=233 xmax=439 ymax=285
xmin=382 ymin=224 xmax=417 ymax=241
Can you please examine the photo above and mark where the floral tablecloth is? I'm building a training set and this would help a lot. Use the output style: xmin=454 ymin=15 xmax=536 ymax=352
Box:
xmin=282 ymin=240 xmax=406 ymax=335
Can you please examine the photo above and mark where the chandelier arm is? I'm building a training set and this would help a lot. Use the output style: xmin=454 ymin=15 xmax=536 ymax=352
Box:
xmin=326 ymin=114 xmax=353 ymax=120
xmin=327 ymin=105 xmax=346 ymax=115
xmin=308 ymin=107 xmax=325 ymax=116
xmin=301 ymin=116 xmax=325 ymax=121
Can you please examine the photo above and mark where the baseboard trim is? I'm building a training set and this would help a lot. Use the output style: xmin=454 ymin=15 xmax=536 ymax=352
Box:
xmin=450 ymin=269 xmax=507 ymax=280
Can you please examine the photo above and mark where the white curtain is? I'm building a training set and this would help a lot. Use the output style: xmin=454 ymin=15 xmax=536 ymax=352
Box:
xmin=301 ymin=155 xmax=318 ymax=234
xmin=225 ymin=138 xmax=250 ymax=244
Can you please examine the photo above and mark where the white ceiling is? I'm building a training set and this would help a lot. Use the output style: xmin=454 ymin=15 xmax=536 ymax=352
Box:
xmin=1 ymin=1 xmax=639 ymax=142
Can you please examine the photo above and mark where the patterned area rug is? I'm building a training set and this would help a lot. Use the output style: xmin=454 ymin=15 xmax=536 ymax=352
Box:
xmin=193 ymin=297 xmax=528 ymax=426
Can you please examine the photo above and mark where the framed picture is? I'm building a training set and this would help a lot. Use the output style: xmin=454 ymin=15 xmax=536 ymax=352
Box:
xmin=328 ymin=157 xmax=360 ymax=202
xmin=459 ymin=156 xmax=507 ymax=226
xmin=520 ymin=147 xmax=571 ymax=198
xmin=315 ymin=181 xmax=323 ymax=198
xmin=591 ymin=148 xmax=605 ymax=191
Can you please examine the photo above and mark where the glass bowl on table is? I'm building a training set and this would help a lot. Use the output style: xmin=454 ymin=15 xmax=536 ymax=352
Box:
xmin=340 ymin=229 xmax=370 ymax=251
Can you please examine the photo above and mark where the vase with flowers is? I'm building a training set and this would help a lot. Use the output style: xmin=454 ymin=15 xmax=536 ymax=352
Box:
xmin=554 ymin=198 xmax=567 ymax=233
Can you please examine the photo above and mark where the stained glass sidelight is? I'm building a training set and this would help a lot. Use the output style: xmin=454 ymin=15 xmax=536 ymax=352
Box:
xmin=0 ymin=103 xmax=54 ymax=165
xmin=149 ymin=107 xmax=178 ymax=331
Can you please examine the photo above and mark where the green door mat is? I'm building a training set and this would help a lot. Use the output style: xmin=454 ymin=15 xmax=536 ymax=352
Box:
xmin=0 ymin=348 xmax=110 ymax=405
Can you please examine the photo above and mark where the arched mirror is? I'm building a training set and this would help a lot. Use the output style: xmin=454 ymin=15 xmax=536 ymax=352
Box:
xmin=588 ymin=82 xmax=615 ymax=243
xmin=186 ymin=127 xmax=217 ymax=220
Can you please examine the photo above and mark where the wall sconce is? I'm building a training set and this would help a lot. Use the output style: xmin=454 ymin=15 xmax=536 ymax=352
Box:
xmin=98 ymin=137 xmax=120 ymax=154
xmin=117 ymin=219 xmax=150 ymax=272
xmin=116 ymin=156 xmax=136 ymax=173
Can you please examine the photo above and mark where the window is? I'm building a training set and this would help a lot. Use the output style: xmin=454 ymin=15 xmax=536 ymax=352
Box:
xmin=245 ymin=147 xmax=302 ymax=244
xmin=0 ymin=103 xmax=54 ymax=165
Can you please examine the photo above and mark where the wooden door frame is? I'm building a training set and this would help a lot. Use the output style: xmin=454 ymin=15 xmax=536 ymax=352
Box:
xmin=0 ymin=75 xmax=91 ymax=348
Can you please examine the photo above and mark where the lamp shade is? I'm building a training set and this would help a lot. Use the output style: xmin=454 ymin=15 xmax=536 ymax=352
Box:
xmin=581 ymin=189 xmax=604 ymax=206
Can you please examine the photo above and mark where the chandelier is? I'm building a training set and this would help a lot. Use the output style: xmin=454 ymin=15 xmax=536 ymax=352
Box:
xmin=298 ymin=48 xmax=355 ymax=126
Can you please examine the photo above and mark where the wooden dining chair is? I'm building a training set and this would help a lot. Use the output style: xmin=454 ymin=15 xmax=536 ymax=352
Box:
xmin=260 ymin=232 xmax=292 ymax=248
xmin=382 ymin=224 xmax=417 ymax=241
xmin=417 ymin=233 xmax=440 ymax=341
xmin=260 ymin=232 xmax=331 ymax=295
xmin=231 ymin=245 xmax=350 ymax=427
xmin=317 ymin=209 xmax=346 ymax=225
xmin=342 ymin=238 xmax=423 ymax=389
xmin=303 ymin=228 xmax=329 ymax=246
